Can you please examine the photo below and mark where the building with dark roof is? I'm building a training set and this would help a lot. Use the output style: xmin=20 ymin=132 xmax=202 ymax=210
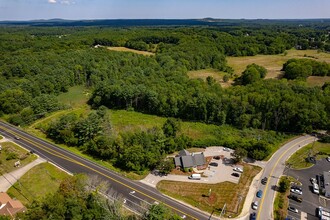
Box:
xmin=174 ymin=149 xmax=206 ymax=168
xmin=324 ymin=171 xmax=330 ymax=198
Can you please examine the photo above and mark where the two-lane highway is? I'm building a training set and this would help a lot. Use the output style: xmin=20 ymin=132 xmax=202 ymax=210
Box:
xmin=0 ymin=121 xmax=212 ymax=220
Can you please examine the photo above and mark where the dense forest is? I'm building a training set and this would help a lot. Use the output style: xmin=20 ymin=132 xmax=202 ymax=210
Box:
xmin=0 ymin=21 xmax=330 ymax=171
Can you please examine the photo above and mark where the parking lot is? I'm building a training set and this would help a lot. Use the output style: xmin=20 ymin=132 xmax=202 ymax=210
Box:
xmin=287 ymin=158 xmax=330 ymax=220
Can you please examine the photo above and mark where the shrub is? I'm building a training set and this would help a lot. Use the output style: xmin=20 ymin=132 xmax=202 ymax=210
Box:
xmin=6 ymin=152 xmax=18 ymax=160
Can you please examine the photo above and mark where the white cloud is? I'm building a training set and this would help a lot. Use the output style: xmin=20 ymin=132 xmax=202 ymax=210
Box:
xmin=48 ymin=0 xmax=57 ymax=3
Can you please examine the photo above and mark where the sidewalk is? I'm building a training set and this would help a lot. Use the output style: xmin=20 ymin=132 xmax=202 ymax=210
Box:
xmin=0 ymin=157 xmax=46 ymax=192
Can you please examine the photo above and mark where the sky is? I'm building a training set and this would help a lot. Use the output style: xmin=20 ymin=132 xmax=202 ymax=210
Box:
xmin=0 ymin=0 xmax=329 ymax=21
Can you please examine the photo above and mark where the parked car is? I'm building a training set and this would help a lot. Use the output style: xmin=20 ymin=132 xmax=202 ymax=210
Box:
xmin=209 ymin=162 xmax=218 ymax=167
xmin=256 ymin=190 xmax=263 ymax=198
xmin=213 ymin=156 xmax=221 ymax=160
xmin=290 ymin=188 xmax=302 ymax=195
xmin=288 ymin=194 xmax=303 ymax=203
xmin=261 ymin=177 xmax=268 ymax=185
xmin=223 ymin=147 xmax=230 ymax=152
xmin=232 ymin=173 xmax=240 ymax=177
xmin=233 ymin=167 xmax=243 ymax=173
xmin=252 ymin=201 xmax=258 ymax=210
xmin=291 ymin=185 xmax=302 ymax=191
xmin=327 ymin=157 xmax=330 ymax=162
xmin=250 ymin=212 xmax=256 ymax=220
xmin=288 ymin=206 xmax=298 ymax=213
xmin=310 ymin=178 xmax=317 ymax=184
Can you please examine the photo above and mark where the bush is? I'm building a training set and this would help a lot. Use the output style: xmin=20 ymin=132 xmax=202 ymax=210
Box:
xmin=6 ymin=152 xmax=18 ymax=160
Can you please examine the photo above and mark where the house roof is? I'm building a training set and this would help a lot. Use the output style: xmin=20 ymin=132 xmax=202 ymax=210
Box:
xmin=324 ymin=171 xmax=330 ymax=194
xmin=181 ymin=155 xmax=194 ymax=168
xmin=179 ymin=149 xmax=190 ymax=157
xmin=193 ymin=153 xmax=206 ymax=166
xmin=0 ymin=192 xmax=26 ymax=217
xmin=174 ymin=157 xmax=181 ymax=167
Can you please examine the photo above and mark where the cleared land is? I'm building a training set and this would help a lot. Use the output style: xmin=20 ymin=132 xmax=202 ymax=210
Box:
xmin=157 ymin=164 xmax=261 ymax=217
xmin=107 ymin=47 xmax=155 ymax=56
xmin=187 ymin=68 xmax=233 ymax=88
xmin=0 ymin=142 xmax=37 ymax=173
xmin=7 ymin=162 xmax=69 ymax=205
xmin=57 ymin=85 xmax=90 ymax=107
xmin=306 ymin=76 xmax=330 ymax=87
xmin=286 ymin=141 xmax=330 ymax=169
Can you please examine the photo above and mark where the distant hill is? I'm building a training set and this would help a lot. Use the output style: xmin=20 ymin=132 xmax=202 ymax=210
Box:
xmin=0 ymin=18 xmax=329 ymax=27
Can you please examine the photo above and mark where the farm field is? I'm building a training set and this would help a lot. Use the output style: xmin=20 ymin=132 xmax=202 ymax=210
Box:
xmin=107 ymin=47 xmax=155 ymax=56
xmin=227 ymin=49 xmax=330 ymax=80
xmin=187 ymin=68 xmax=233 ymax=87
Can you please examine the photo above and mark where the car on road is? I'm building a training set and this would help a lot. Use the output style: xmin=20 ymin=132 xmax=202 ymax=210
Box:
xmin=231 ymin=173 xmax=240 ymax=177
xmin=327 ymin=157 xmax=330 ymax=162
xmin=288 ymin=194 xmax=302 ymax=203
xmin=256 ymin=190 xmax=263 ymax=198
xmin=14 ymin=136 xmax=20 ymax=140
xmin=209 ymin=162 xmax=218 ymax=167
xmin=288 ymin=206 xmax=298 ymax=213
xmin=252 ymin=201 xmax=258 ymax=210
xmin=290 ymin=188 xmax=302 ymax=195
xmin=250 ymin=212 xmax=256 ymax=220
xmin=261 ymin=177 xmax=268 ymax=185
xmin=223 ymin=147 xmax=230 ymax=152
xmin=233 ymin=167 xmax=243 ymax=173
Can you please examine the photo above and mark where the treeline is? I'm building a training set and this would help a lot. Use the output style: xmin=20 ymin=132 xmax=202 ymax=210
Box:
xmin=283 ymin=58 xmax=330 ymax=79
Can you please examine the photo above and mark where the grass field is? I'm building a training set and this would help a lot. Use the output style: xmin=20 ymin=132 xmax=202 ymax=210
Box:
xmin=286 ymin=141 xmax=330 ymax=169
xmin=227 ymin=49 xmax=330 ymax=78
xmin=157 ymin=164 xmax=261 ymax=217
xmin=57 ymin=85 xmax=90 ymax=108
xmin=0 ymin=142 xmax=37 ymax=174
xmin=7 ymin=162 xmax=69 ymax=206
xmin=108 ymin=47 xmax=155 ymax=56
xmin=187 ymin=68 xmax=233 ymax=88
xmin=306 ymin=76 xmax=330 ymax=87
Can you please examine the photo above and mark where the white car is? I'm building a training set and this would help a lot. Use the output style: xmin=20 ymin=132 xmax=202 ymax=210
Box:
xmin=310 ymin=178 xmax=316 ymax=184
xmin=327 ymin=157 xmax=330 ymax=162
xmin=252 ymin=201 xmax=258 ymax=210
xmin=290 ymin=188 xmax=302 ymax=195
xmin=288 ymin=206 xmax=298 ymax=213
xmin=223 ymin=147 xmax=231 ymax=152
xmin=233 ymin=167 xmax=243 ymax=173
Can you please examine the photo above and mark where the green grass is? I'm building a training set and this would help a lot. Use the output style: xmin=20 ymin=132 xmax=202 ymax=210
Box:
xmin=7 ymin=162 xmax=69 ymax=206
xmin=287 ymin=141 xmax=330 ymax=169
xmin=187 ymin=68 xmax=232 ymax=88
xmin=57 ymin=85 xmax=91 ymax=108
xmin=0 ymin=135 xmax=2 ymax=140
xmin=273 ymin=176 xmax=295 ymax=220
xmin=0 ymin=142 xmax=37 ymax=174
xmin=157 ymin=164 xmax=261 ymax=217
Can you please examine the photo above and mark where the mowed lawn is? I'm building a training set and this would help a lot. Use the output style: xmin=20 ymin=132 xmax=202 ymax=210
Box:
xmin=57 ymin=85 xmax=91 ymax=108
xmin=157 ymin=164 xmax=261 ymax=217
xmin=287 ymin=141 xmax=330 ymax=169
xmin=187 ymin=68 xmax=233 ymax=88
xmin=7 ymin=162 xmax=69 ymax=206
xmin=0 ymin=142 xmax=37 ymax=174
xmin=107 ymin=47 xmax=155 ymax=56
xmin=227 ymin=49 xmax=330 ymax=79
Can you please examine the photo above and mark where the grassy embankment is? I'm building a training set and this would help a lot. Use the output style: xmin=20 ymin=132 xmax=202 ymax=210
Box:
xmin=0 ymin=142 xmax=37 ymax=174
xmin=188 ymin=49 xmax=330 ymax=87
xmin=286 ymin=141 xmax=330 ymax=169
xmin=7 ymin=162 xmax=69 ymax=206
xmin=157 ymin=164 xmax=261 ymax=217
xmin=273 ymin=176 xmax=299 ymax=220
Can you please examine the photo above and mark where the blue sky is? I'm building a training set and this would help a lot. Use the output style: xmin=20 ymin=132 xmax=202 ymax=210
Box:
xmin=0 ymin=0 xmax=329 ymax=21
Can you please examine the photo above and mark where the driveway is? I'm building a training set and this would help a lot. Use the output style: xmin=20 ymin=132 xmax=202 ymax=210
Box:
xmin=287 ymin=158 xmax=330 ymax=219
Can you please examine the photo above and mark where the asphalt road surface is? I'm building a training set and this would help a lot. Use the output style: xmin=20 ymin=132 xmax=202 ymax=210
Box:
xmin=0 ymin=121 xmax=213 ymax=220
xmin=255 ymin=135 xmax=316 ymax=220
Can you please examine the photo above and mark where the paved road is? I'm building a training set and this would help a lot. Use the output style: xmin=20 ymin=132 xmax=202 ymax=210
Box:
xmin=255 ymin=135 xmax=316 ymax=220
xmin=0 ymin=121 xmax=212 ymax=220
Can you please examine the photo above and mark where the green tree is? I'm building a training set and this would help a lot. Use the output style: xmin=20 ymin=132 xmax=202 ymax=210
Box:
xmin=162 ymin=118 xmax=181 ymax=138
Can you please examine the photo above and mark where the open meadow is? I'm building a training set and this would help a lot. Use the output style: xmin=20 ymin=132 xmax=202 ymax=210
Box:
xmin=107 ymin=47 xmax=155 ymax=56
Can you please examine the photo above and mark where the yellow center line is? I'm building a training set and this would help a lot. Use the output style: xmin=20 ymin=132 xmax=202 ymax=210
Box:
xmin=1 ymin=126 xmax=198 ymax=219
xmin=257 ymin=137 xmax=314 ymax=220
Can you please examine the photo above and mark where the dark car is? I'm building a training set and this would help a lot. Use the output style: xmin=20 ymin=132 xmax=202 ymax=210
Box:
xmin=250 ymin=212 xmax=256 ymax=220
xmin=209 ymin=162 xmax=218 ymax=167
xmin=256 ymin=190 xmax=263 ymax=198
xmin=288 ymin=194 xmax=303 ymax=203
xmin=213 ymin=156 xmax=221 ymax=160
xmin=261 ymin=177 xmax=268 ymax=185
xmin=232 ymin=172 xmax=240 ymax=177
xmin=14 ymin=136 xmax=20 ymax=140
